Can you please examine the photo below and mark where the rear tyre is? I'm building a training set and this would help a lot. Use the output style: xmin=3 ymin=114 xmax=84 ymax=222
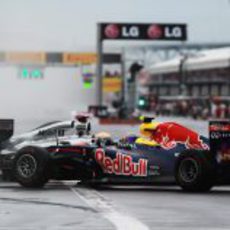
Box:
xmin=175 ymin=150 xmax=216 ymax=192
xmin=13 ymin=146 xmax=50 ymax=188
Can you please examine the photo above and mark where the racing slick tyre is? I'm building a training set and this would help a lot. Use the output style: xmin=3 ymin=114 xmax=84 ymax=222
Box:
xmin=175 ymin=150 xmax=216 ymax=192
xmin=13 ymin=146 xmax=50 ymax=188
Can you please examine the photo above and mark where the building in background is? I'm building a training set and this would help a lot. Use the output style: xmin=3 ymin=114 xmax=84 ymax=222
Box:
xmin=140 ymin=47 xmax=230 ymax=118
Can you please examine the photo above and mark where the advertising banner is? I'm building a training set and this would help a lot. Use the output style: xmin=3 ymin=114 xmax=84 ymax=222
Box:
xmin=6 ymin=52 xmax=46 ymax=63
xmin=100 ymin=23 xmax=187 ymax=41
xmin=63 ymin=53 xmax=97 ymax=64
xmin=103 ymin=77 xmax=122 ymax=93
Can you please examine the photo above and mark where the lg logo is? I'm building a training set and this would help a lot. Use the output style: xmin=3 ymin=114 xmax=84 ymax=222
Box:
xmin=104 ymin=24 xmax=139 ymax=38
xmin=104 ymin=24 xmax=119 ymax=38
xmin=147 ymin=24 xmax=183 ymax=39
xmin=122 ymin=26 xmax=139 ymax=38
xmin=165 ymin=26 xmax=183 ymax=38
xmin=147 ymin=25 xmax=162 ymax=39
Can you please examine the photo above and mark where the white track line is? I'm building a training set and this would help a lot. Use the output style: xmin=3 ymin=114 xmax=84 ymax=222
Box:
xmin=68 ymin=184 xmax=149 ymax=230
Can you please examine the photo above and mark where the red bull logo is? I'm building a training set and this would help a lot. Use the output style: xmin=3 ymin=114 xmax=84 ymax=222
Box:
xmin=150 ymin=122 xmax=209 ymax=150
xmin=95 ymin=149 xmax=148 ymax=177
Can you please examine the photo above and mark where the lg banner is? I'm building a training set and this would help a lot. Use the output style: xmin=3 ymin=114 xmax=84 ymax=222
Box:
xmin=100 ymin=23 xmax=187 ymax=41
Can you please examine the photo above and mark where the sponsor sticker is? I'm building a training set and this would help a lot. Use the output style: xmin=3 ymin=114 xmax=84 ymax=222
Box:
xmin=95 ymin=149 xmax=148 ymax=177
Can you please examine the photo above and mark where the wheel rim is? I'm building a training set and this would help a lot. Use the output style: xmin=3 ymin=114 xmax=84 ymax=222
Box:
xmin=17 ymin=154 xmax=37 ymax=178
xmin=179 ymin=158 xmax=199 ymax=183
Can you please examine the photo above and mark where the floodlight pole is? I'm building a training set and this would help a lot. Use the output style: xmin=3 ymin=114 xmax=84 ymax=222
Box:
xmin=179 ymin=44 xmax=188 ymax=96
xmin=121 ymin=47 xmax=126 ymax=104
xmin=96 ymin=23 xmax=103 ymax=106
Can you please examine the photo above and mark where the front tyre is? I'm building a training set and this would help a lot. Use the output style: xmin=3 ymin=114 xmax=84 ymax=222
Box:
xmin=175 ymin=150 xmax=216 ymax=192
xmin=14 ymin=146 xmax=50 ymax=188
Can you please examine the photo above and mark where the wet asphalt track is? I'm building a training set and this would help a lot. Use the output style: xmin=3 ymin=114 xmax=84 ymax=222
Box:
xmin=1 ymin=118 xmax=230 ymax=230
xmin=1 ymin=182 xmax=230 ymax=230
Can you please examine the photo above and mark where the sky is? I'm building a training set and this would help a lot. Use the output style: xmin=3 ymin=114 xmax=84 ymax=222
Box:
xmin=0 ymin=0 xmax=230 ymax=52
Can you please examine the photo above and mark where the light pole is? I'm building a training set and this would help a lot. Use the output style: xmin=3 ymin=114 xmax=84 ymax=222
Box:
xmin=179 ymin=54 xmax=188 ymax=96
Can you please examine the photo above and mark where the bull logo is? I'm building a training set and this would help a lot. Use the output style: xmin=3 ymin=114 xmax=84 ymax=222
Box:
xmin=140 ymin=121 xmax=209 ymax=150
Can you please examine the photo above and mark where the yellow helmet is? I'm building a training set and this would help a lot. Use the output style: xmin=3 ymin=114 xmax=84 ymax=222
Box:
xmin=139 ymin=122 xmax=160 ymax=137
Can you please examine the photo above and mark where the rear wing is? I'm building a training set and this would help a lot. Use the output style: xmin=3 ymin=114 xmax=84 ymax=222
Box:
xmin=0 ymin=119 xmax=14 ymax=144
xmin=209 ymin=120 xmax=230 ymax=159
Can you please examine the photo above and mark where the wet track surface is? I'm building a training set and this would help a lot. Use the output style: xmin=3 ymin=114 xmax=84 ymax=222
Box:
xmin=1 ymin=182 xmax=230 ymax=230
xmin=1 ymin=118 xmax=230 ymax=230
xmin=0 ymin=182 xmax=114 ymax=230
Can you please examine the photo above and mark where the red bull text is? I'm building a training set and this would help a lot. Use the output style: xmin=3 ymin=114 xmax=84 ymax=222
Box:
xmin=95 ymin=149 xmax=148 ymax=177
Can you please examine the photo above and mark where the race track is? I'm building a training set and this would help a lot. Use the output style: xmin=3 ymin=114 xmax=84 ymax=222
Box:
xmin=1 ymin=182 xmax=230 ymax=230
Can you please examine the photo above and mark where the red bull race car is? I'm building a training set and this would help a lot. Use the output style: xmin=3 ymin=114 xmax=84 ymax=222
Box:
xmin=0 ymin=115 xmax=230 ymax=192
